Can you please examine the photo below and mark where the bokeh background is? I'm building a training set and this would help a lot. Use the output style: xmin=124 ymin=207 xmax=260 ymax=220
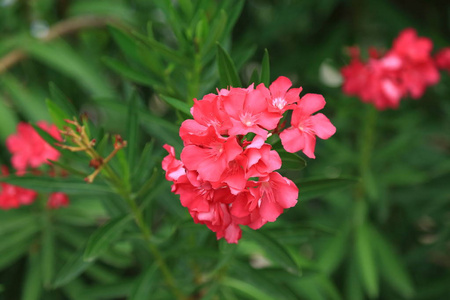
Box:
xmin=0 ymin=0 xmax=449 ymax=299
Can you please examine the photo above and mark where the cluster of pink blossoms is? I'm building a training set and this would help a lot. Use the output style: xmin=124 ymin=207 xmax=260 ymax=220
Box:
xmin=0 ymin=121 xmax=69 ymax=210
xmin=341 ymin=28 xmax=449 ymax=110
xmin=162 ymin=76 xmax=336 ymax=243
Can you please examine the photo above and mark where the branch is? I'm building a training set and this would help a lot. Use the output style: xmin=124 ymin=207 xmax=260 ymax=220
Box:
xmin=0 ymin=15 xmax=123 ymax=74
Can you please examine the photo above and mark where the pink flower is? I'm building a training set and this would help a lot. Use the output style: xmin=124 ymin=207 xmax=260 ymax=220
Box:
xmin=222 ymin=87 xmax=281 ymax=138
xmin=162 ymin=144 xmax=185 ymax=182
xmin=0 ymin=166 xmax=37 ymax=210
xmin=341 ymin=29 xmax=440 ymax=110
xmin=6 ymin=121 xmax=61 ymax=174
xmin=47 ymin=192 xmax=70 ymax=209
xmin=256 ymin=76 xmax=302 ymax=113
xmin=279 ymin=94 xmax=336 ymax=157
xmin=162 ymin=77 xmax=335 ymax=243
xmin=180 ymin=127 xmax=242 ymax=182
xmin=435 ymin=47 xmax=450 ymax=72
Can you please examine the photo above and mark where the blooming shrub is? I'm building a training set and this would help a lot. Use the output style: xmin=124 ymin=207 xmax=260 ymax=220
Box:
xmin=163 ymin=76 xmax=336 ymax=243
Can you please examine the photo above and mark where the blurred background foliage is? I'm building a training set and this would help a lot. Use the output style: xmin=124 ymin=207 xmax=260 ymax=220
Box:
xmin=0 ymin=0 xmax=449 ymax=299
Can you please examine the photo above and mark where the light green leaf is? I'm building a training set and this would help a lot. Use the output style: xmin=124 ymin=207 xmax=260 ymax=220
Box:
xmin=52 ymin=249 xmax=92 ymax=288
xmin=83 ymin=215 xmax=132 ymax=262
xmin=222 ymin=277 xmax=274 ymax=300
xmin=46 ymin=99 xmax=71 ymax=129
xmin=0 ymin=96 xmax=19 ymax=142
xmin=49 ymin=82 xmax=78 ymax=118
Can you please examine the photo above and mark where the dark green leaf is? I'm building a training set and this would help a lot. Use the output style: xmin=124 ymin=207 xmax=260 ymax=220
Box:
xmin=159 ymin=94 xmax=191 ymax=115
xmin=260 ymin=49 xmax=270 ymax=86
xmin=46 ymin=99 xmax=71 ymax=129
xmin=369 ymin=225 xmax=415 ymax=298
xmin=126 ymin=91 xmax=139 ymax=176
xmin=0 ymin=175 xmax=113 ymax=195
xmin=216 ymin=43 xmax=241 ymax=88
xmin=53 ymin=249 xmax=92 ymax=288
xmin=129 ymin=265 xmax=158 ymax=300
xmin=102 ymin=57 xmax=161 ymax=87
xmin=83 ymin=215 xmax=133 ymax=262
xmin=222 ymin=277 xmax=274 ymax=300
xmin=279 ymin=150 xmax=307 ymax=171
xmin=21 ymin=252 xmax=42 ymax=300
xmin=355 ymin=222 xmax=378 ymax=298
xmin=49 ymin=82 xmax=78 ymax=118
xmin=295 ymin=178 xmax=358 ymax=201
xmin=243 ymin=227 xmax=299 ymax=273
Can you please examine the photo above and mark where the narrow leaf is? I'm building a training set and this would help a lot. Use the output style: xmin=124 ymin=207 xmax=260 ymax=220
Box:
xmin=159 ymin=94 xmax=191 ymax=115
xmin=260 ymin=49 xmax=270 ymax=86
xmin=126 ymin=91 xmax=139 ymax=175
xmin=0 ymin=175 xmax=113 ymax=195
xmin=21 ymin=252 xmax=43 ymax=300
xmin=129 ymin=265 xmax=158 ymax=300
xmin=216 ymin=43 xmax=241 ymax=88
xmin=279 ymin=150 xmax=307 ymax=171
xmin=355 ymin=222 xmax=379 ymax=298
xmin=243 ymin=227 xmax=299 ymax=272
xmin=295 ymin=178 xmax=358 ymax=201
xmin=53 ymin=249 xmax=92 ymax=288
xmin=49 ymin=82 xmax=78 ymax=118
xmin=83 ymin=215 xmax=132 ymax=261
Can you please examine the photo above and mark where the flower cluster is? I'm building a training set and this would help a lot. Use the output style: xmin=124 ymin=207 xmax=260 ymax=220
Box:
xmin=341 ymin=28 xmax=441 ymax=110
xmin=0 ymin=122 xmax=69 ymax=210
xmin=162 ymin=77 xmax=335 ymax=243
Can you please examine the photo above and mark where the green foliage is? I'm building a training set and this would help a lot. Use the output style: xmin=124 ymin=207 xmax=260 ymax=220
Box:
xmin=0 ymin=0 xmax=449 ymax=299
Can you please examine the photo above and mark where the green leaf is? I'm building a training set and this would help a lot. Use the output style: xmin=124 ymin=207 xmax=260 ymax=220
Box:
xmin=41 ymin=219 xmax=55 ymax=288
xmin=317 ymin=221 xmax=350 ymax=275
xmin=159 ymin=94 xmax=191 ymax=115
xmin=83 ymin=215 xmax=133 ymax=262
xmin=0 ymin=175 xmax=113 ymax=195
xmin=109 ymin=26 xmax=139 ymax=60
xmin=355 ymin=222 xmax=378 ymax=298
xmin=0 ymin=95 xmax=19 ymax=142
xmin=1 ymin=75 xmax=50 ymax=122
xmin=369 ymin=225 xmax=415 ymax=298
xmin=21 ymin=252 xmax=43 ymax=300
xmin=279 ymin=150 xmax=307 ymax=171
xmin=0 ymin=225 xmax=38 ymax=253
xmin=126 ymin=91 xmax=139 ymax=175
xmin=46 ymin=99 xmax=71 ymax=129
xmin=222 ymin=277 xmax=274 ymax=300
xmin=129 ymin=265 xmax=158 ymax=300
xmin=52 ymin=248 xmax=92 ymax=288
xmin=345 ymin=257 xmax=364 ymax=300
xmin=216 ymin=43 xmax=241 ymax=88
xmin=0 ymin=239 xmax=30 ymax=270
xmin=49 ymin=82 xmax=78 ymax=118
xmin=295 ymin=178 xmax=358 ymax=201
xmin=260 ymin=49 xmax=270 ymax=86
xmin=249 ymin=68 xmax=260 ymax=85
xmin=243 ymin=227 xmax=299 ymax=273
xmin=102 ymin=57 xmax=161 ymax=87
xmin=23 ymin=40 xmax=114 ymax=98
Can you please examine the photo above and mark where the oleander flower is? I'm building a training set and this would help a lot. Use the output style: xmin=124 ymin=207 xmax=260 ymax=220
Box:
xmin=0 ymin=166 xmax=37 ymax=210
xmin=47 ymin=192 xmax=70 ymax=209
xmin=341 ymin=28 xmax=440 ymax=110
xmin=163 ymin=76 xmax=335 ymax=243
xmin=6 ymin=121 xmax=61 ymax=174
xmin=435 ymin=47 xmax=450 ymax=72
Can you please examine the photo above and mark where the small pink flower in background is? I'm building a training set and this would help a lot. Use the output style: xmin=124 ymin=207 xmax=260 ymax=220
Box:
xmin=162 ymin=76 xmax=335 ymax=243
xmin=435 ymin=47 xmax=450 ymax=72
xmin=341 ymin=28 xmax=440 ymax=110
xmin=47 ymin=192 xmax=70 ymax=209
xmin=6 ymin=121 xmax=61 ymax=174
xmin=0 ymin=166 xmax=37 ymax=210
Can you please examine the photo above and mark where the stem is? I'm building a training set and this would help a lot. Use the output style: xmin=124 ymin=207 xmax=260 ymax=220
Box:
xmin=103 ymin=167 xmax=186 ymax=300
xmin=354 ymin=105 xmax=378 ymax=225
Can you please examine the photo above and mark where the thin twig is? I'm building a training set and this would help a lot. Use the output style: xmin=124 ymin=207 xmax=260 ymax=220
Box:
xmin=0 ymin=15 xmax=122 ymax=74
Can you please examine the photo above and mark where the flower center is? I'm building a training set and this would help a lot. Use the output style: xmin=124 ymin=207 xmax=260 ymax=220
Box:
xmin=272 ymin=97 xmax=287 ymax=110
xmin=240 ymin=112 xmax=255 ymax=127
